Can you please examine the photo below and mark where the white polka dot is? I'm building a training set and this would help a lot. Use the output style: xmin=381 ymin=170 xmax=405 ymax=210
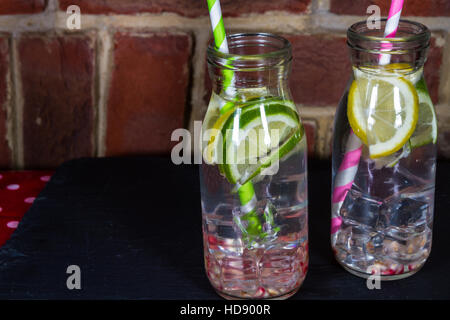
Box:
xmin=0 ymin=207 xmax=2 ymax=213
xmin=7 ymin=184 xmax=20 ymax=190
xmin=0 ymin=174 xmax=3 ymax=179
xmin=40 ymin=175 xmax=51 ymax=182
xmin=24 ymin=197 xmax=36 ymax=204
xmin=7 ymin=221 xmax=19 ymax=229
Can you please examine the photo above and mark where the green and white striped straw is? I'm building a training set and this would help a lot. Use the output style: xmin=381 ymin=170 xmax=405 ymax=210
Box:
xmin=206 ymin=0 xmax=263 ymax=242
xmin=207 ymin=0 xmax=234 ymax=98
xmin=207 ymin=0 xmax=229 ymax=53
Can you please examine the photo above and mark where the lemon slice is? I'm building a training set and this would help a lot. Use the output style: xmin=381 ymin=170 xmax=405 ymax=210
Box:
xmin=353 ymin=64 xmax=422 ymax=85
xmin=348 ymin=75 xmax=419 ymax=158
xmin=203 ymin=107 xmax=235 ymax=164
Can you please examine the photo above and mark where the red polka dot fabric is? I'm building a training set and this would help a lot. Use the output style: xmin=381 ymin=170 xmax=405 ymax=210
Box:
xmin=0 ymin=171 xmax=53 ymax=247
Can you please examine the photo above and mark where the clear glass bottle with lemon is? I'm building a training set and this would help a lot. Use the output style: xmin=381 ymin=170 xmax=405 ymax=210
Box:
xmin=200 ymin=33 xmax=308 ymax=299
xmin=332 ymin=20 xmax=437 ymax=279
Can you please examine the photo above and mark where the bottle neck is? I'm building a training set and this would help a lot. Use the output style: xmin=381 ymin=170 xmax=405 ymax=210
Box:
xmin=207 ymin=33 xmax=292 ymax=101
xmin=209 ymin=63 xmax=291 ymax=101
xmin=347 ymin=19 xmax=430 ymax=72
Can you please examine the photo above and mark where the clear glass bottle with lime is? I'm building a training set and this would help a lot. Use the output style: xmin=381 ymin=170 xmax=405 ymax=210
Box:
xmin=200 ymin=33 xmax=308 ymax=299
xmin=332 ymin=20 xmax=437 ymax=279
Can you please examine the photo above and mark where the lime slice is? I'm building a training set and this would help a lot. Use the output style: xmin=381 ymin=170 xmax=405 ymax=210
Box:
xmin=348 ymin=75 xmax=419 ymax=158
xmin=410 ymin=80 xmax=437 ymax=148
xmin=203 ymin=97 xmax=296 ymax=164
xmin=406 ymin=67 xmax=423 ymax=85
xmin=239 ymin=125 xmax=304 ymax=186
xmin=221 ymin=102 xmax=303 ymax=185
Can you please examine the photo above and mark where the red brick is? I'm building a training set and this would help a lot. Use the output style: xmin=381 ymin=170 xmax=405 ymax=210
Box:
xmin=58 ymin=0 xmax=310 ymax=17
xmin=330 ymin=0 xmax=450 ymax=17
xmin=106 ymin=32 xmax=192 ymax=156
xmin=424 ymin=37 xmax=443 ymax=105
xmin=0 ymin=0 xmax=46 ymax=15
xmin=303 ymin=120 xmax=316 ymax=157
xmin=0 ymin=37 xmax=11 ymax=168
xmin=19 ymin=34 xmax=95 ymax=168
xmin=287 ymin=34 xmax=351 ymax=106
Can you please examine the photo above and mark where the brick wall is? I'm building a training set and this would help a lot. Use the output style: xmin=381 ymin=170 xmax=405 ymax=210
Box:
xmin=0 ymin=0 xmax=449 ymax=168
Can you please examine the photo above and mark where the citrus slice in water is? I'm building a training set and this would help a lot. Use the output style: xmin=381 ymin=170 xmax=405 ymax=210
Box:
xmin=347 ymin=75 xmax=419 ymax=158
xmin=204 ymin=98 xmax=296 ymax=165
xmin=238 ymin=126 xmax=304 ymax=187
xmin=353 ymin=64 xmax=422 ymax=85
xmin=221 ymin=102 xmax=303 ymax=185
xmin=204 ymin=107 xmax=235 ymax=164
xmin=410 ymin=82 xmax=437 ymax=148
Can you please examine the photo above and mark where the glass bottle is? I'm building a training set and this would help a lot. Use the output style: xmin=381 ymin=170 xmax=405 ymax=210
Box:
xmin=200 ymin=33 xmax=308 ymax=299
xmin=332 ymin=20 xmax=436 ymax=279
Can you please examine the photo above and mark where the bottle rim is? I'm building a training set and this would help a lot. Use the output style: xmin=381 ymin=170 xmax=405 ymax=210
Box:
xmin=348 ymin=19 xmax=430 ymax=52
xmin=207 ymin=33 xmax=292 ymax=71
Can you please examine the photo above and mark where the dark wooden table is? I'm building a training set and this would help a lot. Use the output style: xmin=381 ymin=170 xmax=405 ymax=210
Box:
xmin=0 ymin=157 xmax=449 ymax=299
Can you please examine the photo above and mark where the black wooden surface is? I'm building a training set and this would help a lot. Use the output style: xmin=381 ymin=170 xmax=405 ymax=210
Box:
xmin=0 ymin=157 xmax=449 ymax=299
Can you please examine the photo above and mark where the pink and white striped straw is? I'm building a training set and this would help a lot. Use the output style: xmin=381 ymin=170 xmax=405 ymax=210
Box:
xmin=331 ymin=130 xmax=362 ymax=235
xmin=380 ymin=0 xmax=404 ymax=65
xmin=331 ymin=0 xmax=405 ymax=236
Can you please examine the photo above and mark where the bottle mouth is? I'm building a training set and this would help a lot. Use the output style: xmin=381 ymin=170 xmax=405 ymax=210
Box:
xmin=207 ymin=33 xmax=292 ymax=71
xmin=348 ymin=19 xmax=430 ymax=53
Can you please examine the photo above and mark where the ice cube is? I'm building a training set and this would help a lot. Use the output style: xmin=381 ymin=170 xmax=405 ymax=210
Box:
xmin=370 ymin=233 xmax=384 ymax=249
xmin=262 ymin=200 xmax=280 ymax=241
xmin=340 ymin=188 xmax=383 ymax=229
xmin=384 ymin=227 xmax=410 ymax=243
xmin=232 ymin=199 xmax=280 ymax=248
xmin=384 ymin=198 xmax=428 ymax=228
